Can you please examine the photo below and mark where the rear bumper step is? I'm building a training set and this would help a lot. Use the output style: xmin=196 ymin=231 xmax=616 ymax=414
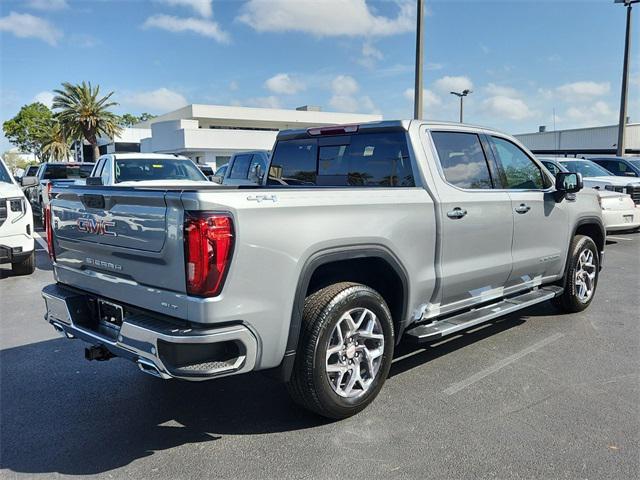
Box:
xmin=41 ymin=283 xmax=258 ymax=381
xmin=405 ymin=286 xmax=563 ymax=343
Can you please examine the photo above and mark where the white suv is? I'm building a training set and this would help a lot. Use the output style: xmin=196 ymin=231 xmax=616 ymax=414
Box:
xmin=0 ymin=158 xmax=35 ymax=275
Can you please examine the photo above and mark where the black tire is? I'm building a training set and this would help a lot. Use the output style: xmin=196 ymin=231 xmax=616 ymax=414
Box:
xmin=11 ymin=250 xmax=36 ymax=276
xmin=286 ymin=282 xmax=394 ymax=419
xmin=553 ymin=235 xmax=599 ymax=313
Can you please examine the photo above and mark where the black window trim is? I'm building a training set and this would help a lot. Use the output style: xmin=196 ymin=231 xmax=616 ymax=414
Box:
xmin=426 ymin=128 xmax=497 ymax=191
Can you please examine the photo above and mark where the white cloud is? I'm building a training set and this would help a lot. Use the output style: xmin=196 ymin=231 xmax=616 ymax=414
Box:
xmin=265 ymin=73 xmax=305 ymax=95
xmin=426 ymin=62 xmax=443 ymax=71
xmin=485 ymin=83 xmax=520 ymax=98
xmin=238 ymin=0 xmax=415 ymax=37
xmin=229 ymin=80 xmax=239 ymax=91
xmin=0 ymin=12 xmax=62 ymax=46
xmin=26 ymin=0 xmax=68 ymax=11
xmin=34 ymin=91 xmax=54 ymax=108
xmin=564 ymin=101 xmax=616 ymax=127
xmin=329 ymin=75 xmax=378 ymax=113
xmin=403 ymin=88 xmax=441 ymax=109
xmin=434 ymin=75 xmax=473 ymax=94
xmin=123 ymin=88 xmax=188 ymax=112
xmin=156 ymin=0 xmax=213 ymax=18
xmin=483 ymin=96 xmax=534 ymax=121
xmin=332 ymin=75 xmax=359 ymax=96
xmin=359 ymin=40 xmax=384 ymax=68
xmin=143 ymin=14 xmax=229 ymax=43
xmin=556 ymin=81 xmax=610 ymax=99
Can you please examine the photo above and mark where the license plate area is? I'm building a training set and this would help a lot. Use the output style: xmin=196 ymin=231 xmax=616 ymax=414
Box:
xmin=623 ymin=215 xmax=633 ymax=223
xmin=98 ymin=299 xmax=124 ymax=330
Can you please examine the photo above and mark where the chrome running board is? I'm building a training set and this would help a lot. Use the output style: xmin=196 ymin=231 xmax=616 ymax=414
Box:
xmin=404 ymin=286 xmax=563 ymax=343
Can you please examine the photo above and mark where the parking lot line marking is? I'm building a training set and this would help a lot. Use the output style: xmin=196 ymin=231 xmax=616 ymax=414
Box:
xmin=443 ymin=332 xmax=564 ymax=395
xmin=607 ymin=236 xmax=634 ymax=241
xmin=33 ymin=231 xmax=48 ymax=251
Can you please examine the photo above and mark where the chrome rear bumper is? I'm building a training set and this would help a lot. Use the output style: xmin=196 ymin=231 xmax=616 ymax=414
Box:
xmin=42 ymin=283 xmax=258 ymax=381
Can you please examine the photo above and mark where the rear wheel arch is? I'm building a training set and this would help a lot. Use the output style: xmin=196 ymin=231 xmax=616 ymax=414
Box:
xmin=277 ymin=245 xmax=408 ymax=382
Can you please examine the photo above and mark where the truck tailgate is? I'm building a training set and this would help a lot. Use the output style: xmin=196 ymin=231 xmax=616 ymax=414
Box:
xmin=51 ymin=186 xmax=186 ymax=293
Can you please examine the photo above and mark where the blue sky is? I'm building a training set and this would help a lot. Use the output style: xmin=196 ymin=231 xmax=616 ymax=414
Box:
xmin=0 ymin=0 xmax=638 ymax=152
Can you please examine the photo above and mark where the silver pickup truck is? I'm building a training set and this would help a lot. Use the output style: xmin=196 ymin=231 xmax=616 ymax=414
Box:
xmin=42 ymin=120 xmax=604 ymax=419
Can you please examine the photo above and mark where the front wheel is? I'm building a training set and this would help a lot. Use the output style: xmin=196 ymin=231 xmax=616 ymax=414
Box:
xmin=286 ymin=282 xmax=394 ymax=419
xmin=553 ymin=235 xmax=599 ymax=313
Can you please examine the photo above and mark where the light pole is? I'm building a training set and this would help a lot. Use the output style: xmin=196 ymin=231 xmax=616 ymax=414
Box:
xmin=414 ymin=0 xmax=424 ymax=119
xmin=615 ymin=0 xmax=638 ymax=157
xmin=450 ymin=89 xmax=472 ymax=123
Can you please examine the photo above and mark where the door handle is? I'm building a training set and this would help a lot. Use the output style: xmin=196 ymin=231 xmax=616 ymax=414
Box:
xmin=447 ymin=207 xmax=467 ymax=219
xmin=515 ymin=203 xmax=531 ymax=214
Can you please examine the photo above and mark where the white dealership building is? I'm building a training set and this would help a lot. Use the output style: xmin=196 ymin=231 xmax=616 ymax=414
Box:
xmin=98 ymin=104 xmax=382 ymax=169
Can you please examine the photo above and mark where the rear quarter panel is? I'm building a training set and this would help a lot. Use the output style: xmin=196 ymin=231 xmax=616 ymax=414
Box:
xmin=181 ymin=187 xmax=437 ymax=369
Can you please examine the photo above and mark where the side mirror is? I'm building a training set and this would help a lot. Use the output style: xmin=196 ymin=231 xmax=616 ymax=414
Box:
xmin=85 ymin=177 xmax=103 ymax=186
xmin=249 ymin=164 xmax=264 ymax=184
xmin=21 ymin=176 xmax=38 ymax=187
xmin=555 ymin=172 xmax=583 ymax=193
xmin=211 ymin=175 xmax=223 ymax=184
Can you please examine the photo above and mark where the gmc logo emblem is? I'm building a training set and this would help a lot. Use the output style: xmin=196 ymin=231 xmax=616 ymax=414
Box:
xmin=77 ymin=217 xmax=117 ymax=237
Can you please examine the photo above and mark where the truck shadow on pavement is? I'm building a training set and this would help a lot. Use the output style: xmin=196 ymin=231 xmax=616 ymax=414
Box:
xmin=0 ymin=303 xmax=552 ymax=476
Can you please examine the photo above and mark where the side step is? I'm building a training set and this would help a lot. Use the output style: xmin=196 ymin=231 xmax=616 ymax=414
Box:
xmin=404 ymin=286 xmax=563 ymax=343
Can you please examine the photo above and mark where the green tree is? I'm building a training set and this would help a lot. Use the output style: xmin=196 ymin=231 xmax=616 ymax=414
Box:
xmin=52 ymin=81 xmax=122 ymax=162
xmin=41 ymin=121 xmax=71 ymax=162
xmin=2 ymin=102 xmax=52 ymax=160
xmin=119 ymin=112 xmax=157 ymax=127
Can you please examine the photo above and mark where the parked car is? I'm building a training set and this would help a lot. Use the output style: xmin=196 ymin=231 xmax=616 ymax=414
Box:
xmin=539 ymin=158 xmax=638 ymax=232
xmin=539 ymin=157 xmax=640 ymax=205
xmin=89 ymin=153 xmax=212 ymax=187
xmin=589 ymin=157 xmax=640 ymax=178
xmin=21 ymin=162 xmax=94 ymax=222
xmin=42 ymin=120 xmax=604 ymax=419
xmin=211 ymin=150 xmax=269 ymax=185
xmin=0 ymin=157 xmax=35 ymax=275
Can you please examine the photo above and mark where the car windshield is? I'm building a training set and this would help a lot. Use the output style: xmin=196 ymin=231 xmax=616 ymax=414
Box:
xmin=559 ymin=160 xmax=612 ymax=177
xmin=43 ymin=164 xmax=94 ymax=180
xmin=114 ymin=158 xmax=206 ymax=183
xmin=0 ymin=161 xmax=12 ymax=184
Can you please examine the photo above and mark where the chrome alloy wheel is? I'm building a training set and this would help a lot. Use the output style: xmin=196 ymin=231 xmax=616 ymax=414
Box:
xmin=325 ymin=307 xmax=385 ymax=398
xmin=575 ymin=248 xmax=596 ymax=303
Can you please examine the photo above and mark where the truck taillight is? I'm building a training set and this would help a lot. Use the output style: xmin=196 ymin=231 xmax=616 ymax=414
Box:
xmin=45 ymin=205 xmax=55 ymax=260
xmin=184 ymin=212 xmax=234 ymax=297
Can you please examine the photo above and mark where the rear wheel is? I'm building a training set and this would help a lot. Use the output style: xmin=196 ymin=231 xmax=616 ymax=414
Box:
xmin=553 ymin=235 xmax=599 ymax=313
xmin=11 ymin=250 xmax=35 ymax=276
xmin=287 ymin=282 xmax=394 ymax=419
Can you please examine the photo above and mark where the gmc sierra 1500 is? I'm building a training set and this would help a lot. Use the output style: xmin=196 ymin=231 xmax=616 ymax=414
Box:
xmin=42 ymin=120 xmax=604 ymax=419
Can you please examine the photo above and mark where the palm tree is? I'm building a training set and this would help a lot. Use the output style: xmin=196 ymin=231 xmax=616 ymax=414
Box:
xmin=41 ymin=121 xmax=71 ymax=162
xmin=52 ymin=81 xmax=122 ymax=162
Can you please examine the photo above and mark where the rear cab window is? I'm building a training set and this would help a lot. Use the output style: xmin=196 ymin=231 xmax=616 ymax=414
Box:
xmin=43 ymin=164 xmax=94 ymax=180
xmin=268 ymin=131 xmax=415 ymax=187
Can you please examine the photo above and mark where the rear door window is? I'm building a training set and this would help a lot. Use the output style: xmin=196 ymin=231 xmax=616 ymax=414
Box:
xmin=268 ymin=132 xmax=414 ymax=187
xmin=431 ymin=132 xmax=493 ymax=189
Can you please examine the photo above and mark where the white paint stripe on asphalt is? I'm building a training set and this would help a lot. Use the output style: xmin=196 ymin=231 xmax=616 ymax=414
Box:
xmin=607 ymin=236 xmax=634 ymax=242
xmin=33 ymin=231 xmax=48 ymax=251
xmin=443 ymin=332 xmax=565 ymax=395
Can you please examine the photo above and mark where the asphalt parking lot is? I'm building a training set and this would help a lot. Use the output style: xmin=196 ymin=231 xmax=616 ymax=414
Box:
xmin=1 ymin=229 xmax=638 ymax=480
